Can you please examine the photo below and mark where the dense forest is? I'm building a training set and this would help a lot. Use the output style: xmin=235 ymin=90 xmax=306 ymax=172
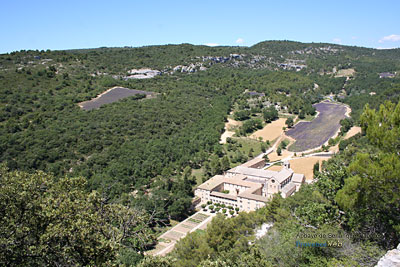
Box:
xmin=1 ymin=41 xmax=400 ymax=266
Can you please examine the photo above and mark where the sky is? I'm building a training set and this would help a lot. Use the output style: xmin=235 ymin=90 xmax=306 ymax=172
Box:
xmin=1 ymin=0 xmax=400 ymax=53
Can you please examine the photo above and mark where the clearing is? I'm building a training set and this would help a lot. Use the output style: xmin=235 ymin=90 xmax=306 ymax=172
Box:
xmin=78 ymin=86 xmax=155 ymax=110
xmin=286 ymin=102 xmax=347 ymax=152
xmin=220 ymin=118 xmax=242 ymax=144
xmin=344 ymin=126 xmax=361 ymax=139
xmin=250 ymin=118 xmax=286 ymax=142
xmin=335 ymin=68 xmax=355 ymax=78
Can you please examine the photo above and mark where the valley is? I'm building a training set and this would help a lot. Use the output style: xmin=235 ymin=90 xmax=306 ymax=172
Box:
xmin=1 ymin=40 xmax=400 ymax=266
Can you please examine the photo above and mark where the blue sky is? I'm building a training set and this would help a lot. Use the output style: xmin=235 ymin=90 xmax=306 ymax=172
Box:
xmin=1 ymin=0 xmax=399 ymax=53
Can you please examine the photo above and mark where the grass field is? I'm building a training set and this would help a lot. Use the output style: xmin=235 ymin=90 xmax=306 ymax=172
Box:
xmin=286 ymin=102 xmax=347 ymax=152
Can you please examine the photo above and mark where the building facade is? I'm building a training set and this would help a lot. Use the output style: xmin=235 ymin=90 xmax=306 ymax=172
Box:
xmin=195 ymin=158 xmax=305 ymax=212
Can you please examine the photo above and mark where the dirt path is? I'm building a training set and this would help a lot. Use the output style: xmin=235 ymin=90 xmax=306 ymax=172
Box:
xmin=344 ymin=126 xmax=361 ymax=139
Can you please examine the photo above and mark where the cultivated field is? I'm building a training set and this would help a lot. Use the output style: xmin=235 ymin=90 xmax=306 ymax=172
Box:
xmin=250 ymin=118 xmax=286 ymax=141
xmin=78 ymin=87 xmax=154 ymax=110
xmin=289 ymin=156 xmax=328 ymax=180
xmin=286 ymin=102 xmax=347 ymax=152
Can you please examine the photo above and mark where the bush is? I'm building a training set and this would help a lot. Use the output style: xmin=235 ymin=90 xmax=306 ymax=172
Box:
xmin=222 ymin=209 xmax=227 ymax=213
xmin=201 ymin=204 xmax=206 ymax=209
xmin=229 ymin=210 xmax=235 ymax=215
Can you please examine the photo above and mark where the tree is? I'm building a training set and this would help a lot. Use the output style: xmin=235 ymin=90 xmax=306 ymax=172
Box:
xmin=299 ymin=110 xmax=305 ymax=119
xmin=168 ymin=193 xmax=192 ymax=220
xmin=210 ymin=155 xmax=222 ymax=176
xmin=277 ymin=147 xmax=282 ymax=156
xmin=261 ymin=143 xmax=266 ymax=153
xmin=335 ymin=101 xmax=400 ymax=247
xmin=0 ymin=167 xmax=154 ymax=266
xmin=221 ymin=156 xmax=230 ymax=172
xmin=313 ymin=162 xmax=320 ymax=176
xmin=339 ymin=118 xmax=353 ymax=135
xmin=233 ymin=110 xmax=251 ymax=121
xmin=248 ymin=148 xmax=254 ymax=158
xmin=263 ymin=106 xmax=278 ymax=123
xmin=285 ymin=117 xmax=294 ymax=128
xmin=336 ymin=153 xmax=400 ymax=246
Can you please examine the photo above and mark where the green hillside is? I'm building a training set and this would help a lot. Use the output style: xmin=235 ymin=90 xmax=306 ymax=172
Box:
xmin=1 ymin=41 xmax=399 ymax=266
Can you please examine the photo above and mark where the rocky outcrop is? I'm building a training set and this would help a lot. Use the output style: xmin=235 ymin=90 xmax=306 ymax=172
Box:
xmin=376 ymin=243 xmax=400 ymax=267
xmin=124 ymin=68 xmax=161 ymax=79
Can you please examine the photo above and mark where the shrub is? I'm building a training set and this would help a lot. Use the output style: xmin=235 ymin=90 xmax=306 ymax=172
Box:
xmin=222 ymin=209 xmax=227 ymax=213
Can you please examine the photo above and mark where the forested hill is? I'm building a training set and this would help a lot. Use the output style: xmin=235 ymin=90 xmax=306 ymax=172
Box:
xmin=1 ymin=41 xmax=400 ymax=265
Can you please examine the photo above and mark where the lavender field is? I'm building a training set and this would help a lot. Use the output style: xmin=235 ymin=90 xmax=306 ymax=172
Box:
xmin=286 ymin=102 xmax=347 ymax=152
xmin=78 ymin=87 xmax=154 ymax=110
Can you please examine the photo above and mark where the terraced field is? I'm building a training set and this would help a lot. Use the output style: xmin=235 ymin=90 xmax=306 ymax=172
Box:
xmin=286 ymin=102 xmax=347 ymax=152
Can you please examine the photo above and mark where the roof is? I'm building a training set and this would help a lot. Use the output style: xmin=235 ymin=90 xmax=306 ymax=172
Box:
xmin=223 ymin=174 xmax=255 ymax=188
xmin=248 ymin=91 xmax=265 ymax=97
xmin=197 ymin=175 xmax=226 ymax=191
xmin=281 ymin=182 xmax=296 ymax=195
xmin=292 ymin=173 xmax=305 ymax=183
xmin=239 ymin=191 xmax=269 ymax=202
xmin=379 ymin=72 xmax=395 ymax=78
xmin=210 ymin=191 xmax=237 ymax=201
xmin=228 ymin=166 xmax=276 ymax=179
xmin=241 ymin=157 xmax=265 ymax=168
xmin=273 ymin=168 xmax=293 ymax=183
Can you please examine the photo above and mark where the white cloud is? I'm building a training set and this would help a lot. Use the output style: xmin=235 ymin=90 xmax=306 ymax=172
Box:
xmin=379 ymin=34 xmax=400 ymax=43
xmin=204 ymin=43 xmax=219 ymax=47
xmin=236 ymin=38 xmax=244 ymax=44
xmin=333 ymin=38 xmax=342 ymax=44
